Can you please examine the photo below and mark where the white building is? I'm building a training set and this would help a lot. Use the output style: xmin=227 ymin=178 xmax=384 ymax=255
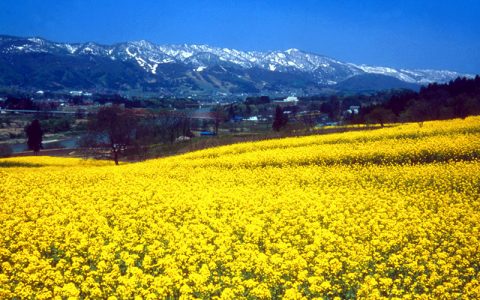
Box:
xmin=273 ymin=96 xmax=299 ymax=107
xmin=69 ymin=91 xmax=83 ymax=96
xmin=284 ymin=96 xmax=299 ymax=103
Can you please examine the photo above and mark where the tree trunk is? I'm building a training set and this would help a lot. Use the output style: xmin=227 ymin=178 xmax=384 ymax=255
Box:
xmin=214 ymin=121 xmax=219 ymax=135
xmin=112 ymin=145 xmax=118 ymax=166
xmin=113 ymin=149 xmax=119 ymax=165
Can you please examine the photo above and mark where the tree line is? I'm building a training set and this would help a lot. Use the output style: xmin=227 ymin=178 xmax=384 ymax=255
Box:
xmin=355 ymin=76 xmax=480 ymax=126
xmin=13 ymin=76 xmax=480 ymax=162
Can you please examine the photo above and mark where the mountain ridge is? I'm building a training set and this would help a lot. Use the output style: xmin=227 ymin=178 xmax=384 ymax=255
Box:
xmin=0 ymin=35 xmax=473 ymax=96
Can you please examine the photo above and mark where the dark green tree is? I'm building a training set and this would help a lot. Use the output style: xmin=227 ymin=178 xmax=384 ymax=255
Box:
xmin=272 ymin=105 xmax=288 ymax=131
xmin=227 ymin=105 xmax=235 ymax=121
xmin=245 ymin=104 xmax=252 ymax=117
xmin=401 ymin=100 xmax=431 ymax=127
xmin=25 ymin=119 xmax=43 ymax=155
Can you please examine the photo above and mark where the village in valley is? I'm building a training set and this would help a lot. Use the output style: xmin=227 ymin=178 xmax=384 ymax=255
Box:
xmin=0 ymin=87 xmax=369 ymax=158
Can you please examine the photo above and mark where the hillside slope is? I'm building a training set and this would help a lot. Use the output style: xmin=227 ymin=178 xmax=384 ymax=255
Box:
xmin=1 ymin=117 xmax=480 ymax=298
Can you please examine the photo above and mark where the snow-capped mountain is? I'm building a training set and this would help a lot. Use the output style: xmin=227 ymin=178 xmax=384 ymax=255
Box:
xmin=0 ymin=35 xmax=473 ymax=95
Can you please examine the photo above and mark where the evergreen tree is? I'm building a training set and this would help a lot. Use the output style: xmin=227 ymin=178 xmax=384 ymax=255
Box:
xmin=25 ymin=119 xmax=43 ymax=155
xmin=272 ymin=106 xmax=288 ymax=131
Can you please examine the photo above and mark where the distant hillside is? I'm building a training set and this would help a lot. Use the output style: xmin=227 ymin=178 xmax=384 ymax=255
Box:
xmin=335 ymin=74 xmax=421 ymax=92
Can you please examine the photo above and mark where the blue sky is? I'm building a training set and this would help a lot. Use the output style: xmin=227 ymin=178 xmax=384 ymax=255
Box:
xmin=1 ymin=0 xmax=479 ymax=74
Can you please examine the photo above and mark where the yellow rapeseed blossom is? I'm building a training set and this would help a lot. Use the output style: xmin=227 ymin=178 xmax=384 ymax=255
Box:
xmin=1 ymin=117 xmax=479 ymax=299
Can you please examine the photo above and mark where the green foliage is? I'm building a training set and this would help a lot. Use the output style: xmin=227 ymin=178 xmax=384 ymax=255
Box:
xmin=25 ymin=119 xmax=43 ymax=154
xmin=355 ymin=76 xmax=480 ymax=125
xmin=41 ymin=118 xmax=71 ymax=134
xmin=245 ymin=96 xmax=270 ymax=105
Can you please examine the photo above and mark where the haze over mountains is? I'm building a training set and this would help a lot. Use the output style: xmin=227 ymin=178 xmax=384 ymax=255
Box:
xmin=0 ymin=35 xmax=472 ymax=97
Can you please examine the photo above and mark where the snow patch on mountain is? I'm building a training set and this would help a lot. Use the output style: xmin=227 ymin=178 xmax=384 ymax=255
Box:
xmin=64 ymin=44 xmax=79 ymax=54
xmin=352 ymin=64 xmax=418 ymax=83
xmin=27 ymin=37 xmax=44 ymax=44
xmin=152 ymin=63 xmax=159 ymax=74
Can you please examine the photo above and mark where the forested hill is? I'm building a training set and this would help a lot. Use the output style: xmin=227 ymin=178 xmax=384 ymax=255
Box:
xmin=355 ymin=76 xmax=480 ymax=124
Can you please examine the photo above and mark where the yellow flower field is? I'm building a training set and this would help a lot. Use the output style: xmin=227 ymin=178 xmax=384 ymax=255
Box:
xmin=1 ymin=117 xmax=480 ymax=299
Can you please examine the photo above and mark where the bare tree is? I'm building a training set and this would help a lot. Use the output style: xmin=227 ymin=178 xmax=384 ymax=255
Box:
xmin=298 ymin=111 xmax=322 ymax=131
xmin=211 ymin=105 xmax=226 ymax=135
xmin=365 ymin=107 xmax=395 ymax=127
xmin=89 ymin=105 xmax=137 ymax=165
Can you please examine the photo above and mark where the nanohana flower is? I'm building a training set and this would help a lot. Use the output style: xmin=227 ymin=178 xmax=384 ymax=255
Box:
xmin=0 ymin=117 xmax=479 ymax=298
